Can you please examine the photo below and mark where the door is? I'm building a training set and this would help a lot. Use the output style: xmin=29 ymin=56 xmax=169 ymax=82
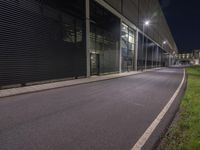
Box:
xmin=90 ymin=53 xmax=100 ymax=75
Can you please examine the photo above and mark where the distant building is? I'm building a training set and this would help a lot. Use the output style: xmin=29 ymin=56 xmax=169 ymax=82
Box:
xmin=177 ymin=50 xmax=200 ymax=65
xmin=193 ymin=50 xmax=200 ymax=65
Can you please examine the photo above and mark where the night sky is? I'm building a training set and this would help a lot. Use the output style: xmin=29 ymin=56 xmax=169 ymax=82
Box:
xmin=159 ymin=0 xmax=200 ymax=53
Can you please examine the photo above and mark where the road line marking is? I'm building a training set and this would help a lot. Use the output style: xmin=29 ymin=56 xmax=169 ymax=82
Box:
xmin=131 ymin=69 xmax=186 ymax=150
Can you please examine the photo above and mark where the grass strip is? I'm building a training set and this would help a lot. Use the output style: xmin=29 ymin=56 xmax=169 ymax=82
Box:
xmin=161 ymin=66 xmax=200 ymax=150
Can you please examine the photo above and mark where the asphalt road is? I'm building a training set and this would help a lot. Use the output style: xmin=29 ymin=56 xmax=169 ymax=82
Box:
xmin=0 ymin=68 xmax=184 ymax=150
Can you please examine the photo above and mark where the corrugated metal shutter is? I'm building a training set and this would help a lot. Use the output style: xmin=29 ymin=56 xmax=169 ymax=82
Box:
xmin=0 ymin=0 xmax=86 ymax=88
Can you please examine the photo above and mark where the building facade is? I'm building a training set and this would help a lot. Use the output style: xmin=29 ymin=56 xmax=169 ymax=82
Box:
xmin=177 ymin=50 xmax=200 ymax=65
xmin=0 ymin=0 xmax=177 ymax=88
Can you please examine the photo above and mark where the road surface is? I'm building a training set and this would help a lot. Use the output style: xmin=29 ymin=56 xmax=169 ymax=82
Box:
xmin=0 ymin=68 xmax=184 ymax=150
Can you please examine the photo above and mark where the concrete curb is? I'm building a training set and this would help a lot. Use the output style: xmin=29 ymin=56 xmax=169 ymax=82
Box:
xmin=156 ymin=70 xmax=188 ymax=150
xmin=141 ymin=68 xmax=187 ymax=150
xmin=0 ymin=68 xmax=161 ymax=98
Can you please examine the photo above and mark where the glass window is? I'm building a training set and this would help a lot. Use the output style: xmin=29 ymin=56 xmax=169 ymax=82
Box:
xmin=63 ymin=24 xmax=75 ymax=43
xmin=90 ymin=1 xmax=120 ymax=75
xmin=121 ymin=23 xmax=129 ymax=44
xmin=121 ymin=23 xmax=136 ymax=72
xmin=62 ymin=16 xmax=83 ymax=44
xmin=76 ymin=21 xmax=82 ymax=43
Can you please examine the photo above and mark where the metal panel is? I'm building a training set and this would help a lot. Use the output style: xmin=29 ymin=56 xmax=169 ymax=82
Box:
xmin=0 ymin=0 xmax=86 ymax=87
xmin=103 ymin=0 xmax=178 ymax=53
xmin=122 ymin=0 xmax=139 ymax=26
xmin=103 ymin=0 xmax=122 ymax=12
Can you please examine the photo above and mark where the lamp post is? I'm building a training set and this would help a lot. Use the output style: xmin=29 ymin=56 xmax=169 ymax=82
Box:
xmin=141 ymin=20 xmax=150 ymax=71
xmin=161 ymin=41 xmax=166 ymax=67
xmin=162 ymin=41 xmax=171 ymax=66
xmin=162 ymin=41 xmax=167 ymax=49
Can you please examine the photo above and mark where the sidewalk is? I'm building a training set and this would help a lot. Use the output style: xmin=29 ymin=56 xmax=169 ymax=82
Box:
xmin=0 ymin=68 xmax=160 ymax=98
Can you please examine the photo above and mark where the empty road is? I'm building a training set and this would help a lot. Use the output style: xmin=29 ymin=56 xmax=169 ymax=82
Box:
xmin=0 ymin=68 xmax=184 ymax=150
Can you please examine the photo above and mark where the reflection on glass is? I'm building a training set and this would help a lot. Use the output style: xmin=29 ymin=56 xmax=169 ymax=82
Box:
xmin=76 ymin=22 xmax=82 ymax=43
xmin=121 ymin=23 xmax=136 ymax=72
xmin=90 ymin=1 xmax=120 ymax=75
xmin=63 ymin=24 xmax=75 ymax=43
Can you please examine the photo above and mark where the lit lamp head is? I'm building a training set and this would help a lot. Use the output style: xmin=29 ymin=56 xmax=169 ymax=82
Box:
xmin=144 ymin=20 xmax=150 ymax=26
xmin=163 ymin=41 xmax=167 ymax=44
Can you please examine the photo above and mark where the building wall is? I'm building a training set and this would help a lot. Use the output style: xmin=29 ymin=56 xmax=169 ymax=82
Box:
xmin=102 ymin=0 xmax=177 ymax=53
xmin=0 ymin=0 xmax=177 ymax=88
xmin=0 ymin=0 xmax=86 ymax=88
xmin=90 ymin=1 xmax=120 ymax=75
xmin=177 ymin=50 xmax=200 ymax=65
xmin=96 ymin=0 xmax=173 ymax=70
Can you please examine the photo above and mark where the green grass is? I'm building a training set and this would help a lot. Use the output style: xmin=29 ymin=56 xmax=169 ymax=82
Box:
xmin=161 ymin=66 xmax=200 ymax=150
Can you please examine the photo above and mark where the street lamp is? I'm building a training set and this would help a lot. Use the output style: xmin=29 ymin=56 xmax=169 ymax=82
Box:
xmin=144 ymin=20 xmax=150 ymax=26
xmin=142 ymin=20 xmax=150 ymax=71
xmin=163 ymin=41 xmax=167 ymax=44
xmin=162 ymin=40 xmax=172 ymax=66
xmin=145 ymin=20 xmax=150 ymax=26
xmin=162 ymin=40 xmax=167 ymax=49
xmin=160 ymin=40 xmax=167 ymax=67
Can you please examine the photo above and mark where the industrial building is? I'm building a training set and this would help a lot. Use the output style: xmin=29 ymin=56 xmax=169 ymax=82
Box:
xmin=0 ymin=0 xmax=178 ymax=88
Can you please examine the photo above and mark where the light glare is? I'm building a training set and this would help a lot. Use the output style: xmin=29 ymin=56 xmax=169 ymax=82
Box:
xmin=144 ymin=20 xmax=150 ymax=26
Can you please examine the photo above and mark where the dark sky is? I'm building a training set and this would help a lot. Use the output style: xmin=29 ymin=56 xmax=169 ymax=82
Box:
xmin=159 ymin=0 xmax=200 ymax=53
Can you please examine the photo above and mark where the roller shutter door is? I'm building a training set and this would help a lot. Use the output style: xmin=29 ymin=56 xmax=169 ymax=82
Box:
xmin=0 ymin=0 xmax=86 ymax=88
